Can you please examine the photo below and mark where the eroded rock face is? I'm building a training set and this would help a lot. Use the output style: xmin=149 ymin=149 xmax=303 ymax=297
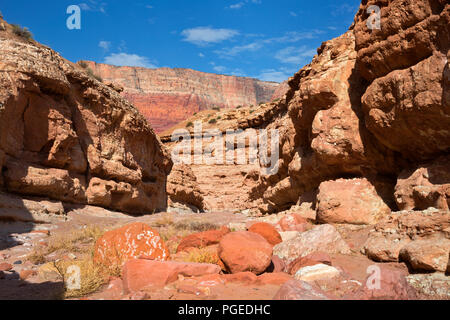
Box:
xmin=166 ymin=163 xmax=209 ymax=212
xmin=363 ymin=210 xmax=450 ymax=269
xmin=250 ymin=31 xmax=400 ymax=214
xmin=395 ymin=156 xmax=450 ymax=211
xmin=83 ymin=61 xmax=284 ymax=133
xmin=0 ymin=23 xmax=172 ymax=214
xmin=354 ymin=0 xmax=450 ymax=162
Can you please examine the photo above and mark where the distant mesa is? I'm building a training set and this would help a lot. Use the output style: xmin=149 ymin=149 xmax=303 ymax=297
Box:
xmin=80 ymin=61 xmax=288 ymax=133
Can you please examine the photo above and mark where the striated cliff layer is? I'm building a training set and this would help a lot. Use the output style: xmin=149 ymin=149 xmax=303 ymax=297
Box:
xmin=0 ymin=17 xmax=172 ymax=215
xmin=81 ymin=61 xmax=283 ymax=132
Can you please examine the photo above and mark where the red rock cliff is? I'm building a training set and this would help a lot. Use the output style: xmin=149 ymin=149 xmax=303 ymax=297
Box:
xmin=81 ymin=61 xmax=283 ymax=132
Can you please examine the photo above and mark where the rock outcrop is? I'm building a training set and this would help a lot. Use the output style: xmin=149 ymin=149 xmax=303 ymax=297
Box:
xmin=82 ymin=61 xmax=284 ymax=133
xmin=0 ymin=18 xmax=172 ymax=215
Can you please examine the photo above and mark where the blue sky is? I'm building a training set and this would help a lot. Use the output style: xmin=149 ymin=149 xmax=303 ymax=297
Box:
xmin=0 ymin=0 xmax=360 ymax=82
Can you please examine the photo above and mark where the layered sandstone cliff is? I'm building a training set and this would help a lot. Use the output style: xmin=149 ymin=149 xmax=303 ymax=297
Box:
xmin=81 ymin=61 xmax=283 ymax=133
xmin=0 ymin=17 xmax=172 ymax=215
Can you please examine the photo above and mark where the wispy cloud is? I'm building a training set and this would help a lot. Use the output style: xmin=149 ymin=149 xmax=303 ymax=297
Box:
xmin=104 ymin=53 xmax=157 ymax=68
xmin=257 ymin=66 xmax=297 ymax=82
xmin=215 ymin=30 xmax=322 ymax=58
xmin=98 ymin=41 xmax=111 ymax=51
xmin=226 ymin=0 xmax=261 ymax=10
xmin=275 ymin=46 xmax=317 ymax=64
xmin=181 ymin=27 xmax=239 ymax=46
xmin=78 ymin=0 xmax=107 ymax=13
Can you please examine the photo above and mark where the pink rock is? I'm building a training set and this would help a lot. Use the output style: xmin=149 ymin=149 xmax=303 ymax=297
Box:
xmin=279 ymin=214 xmax=309 ymax=232
xmin=0 ymin=263 xmax=13 ymax=272
xmin=316 ymin=178 xmax=391 ymax=225
xmin=273 ymin=280 xmax=331 ymax=300
xmin=122 ymin=259 xmax=221 ymax=293
xmin=256 ymin=272 xmax=292 ymax=286
xmin=345 ymin=266 xmax=417 ymax=300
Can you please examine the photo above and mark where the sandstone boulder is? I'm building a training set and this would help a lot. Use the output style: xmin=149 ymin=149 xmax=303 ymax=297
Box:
xmin=218 ymin=231 xmax=273 ymax=274
xmin=248 ymin=222 xmax=282 ymax=246
xmin=278 ymin=214 xmax=310 ymax=232
xmin=399 ymin=237 xmax=450 ymax=272
xmin=287 ymin=252 xmax=332 ymax=275
xmin=273 ymin=224 xmax=351 ymax=264
xmin=94 ymin=222 xmax=169 ymax=267
xmin=122 ymin=259 xmax=221 ymax=292
xmin=294 ymin=264 xmax=341 ymax=283
xmin=363 ymin=210 xmax=450 ymax=265
xmin=316 ymin=178 xmax=391 ymax=225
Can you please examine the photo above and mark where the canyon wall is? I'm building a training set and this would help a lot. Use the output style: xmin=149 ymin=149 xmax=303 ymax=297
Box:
xmin=163 ymin=0 xmax=449 ymax=216
xmin=82 ymin=61 xmax=283 ymax=132
xmin=0 ymin=17 xmax=172 ymax=215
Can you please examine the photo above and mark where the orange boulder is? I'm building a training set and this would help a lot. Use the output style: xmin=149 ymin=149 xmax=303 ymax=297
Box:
xmin=122 ymin=259 xmax=221 ymax=292
xmin=248 ymin=222 xmax=282 ymax=246
xmin=218 ymin=231 xmax=273 ymax=275
xmin=94 ymin=222 xmax=169 ymax=267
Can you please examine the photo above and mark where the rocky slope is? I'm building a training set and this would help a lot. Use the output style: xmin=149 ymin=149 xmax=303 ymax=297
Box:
xmin=0 ymin=17 xmax=172 ymax=215
xmin=81 ymin=61 xmax=284 ymax=133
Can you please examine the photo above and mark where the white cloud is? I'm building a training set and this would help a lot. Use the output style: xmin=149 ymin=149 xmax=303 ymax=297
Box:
xmin=215 ymin=30 xmax=322 ymax=58
xmin=226 ymin=0 xmax=261 ymax=10
xmin=79 ymin=1 xmax=106 ymax=13
xmin=198 ymin=53 xmax=205 ymax=58
xmin=98 ymin=41 xmax=110 ymax=51
xmin=275 ymin=46 xmax=317 ymax=64
xmin=104 ymin=53 xmax=157 ymax=68
xmin=181 ymin=27 xmax=239 ymax=46
xmin=290 ymin=11 xmax=298 ymax=17
xmin=257 ymin=69 xmax=290 ymax=82
xmin=229 ymin=2 xmax=245 ymax=9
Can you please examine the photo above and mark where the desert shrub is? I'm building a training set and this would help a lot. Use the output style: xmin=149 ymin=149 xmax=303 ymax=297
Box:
xmin=27 ymin=226 xmax=113 ymax=298
xmin=249 ymin=110 xmax=254 ymax=114
xmin=174 ymin=219 xmax=219 ymax=232
xmin=184 ymin=247 xmax=220 ymax=265
xmin=151 ymin=214 xmax=175 ymax=228
xmin=216 ymin=116 xmax=221 ymax=120
xmin=208 ymin=118 xmax=217 ymax=124
xmin=236 ymin=105 xmax=242 ymax=109
xmin=78 ymin=61 xmax=88 ymax=69
xmin=11 ymin=24 xmax=33 ymax=40
xmin=84 ymin=67 xmax=103 ymax=83
xmin=212 ymin=106 xmax=221 ymax=111
xmin=186 ymin=121 xmax=193 ymax=128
